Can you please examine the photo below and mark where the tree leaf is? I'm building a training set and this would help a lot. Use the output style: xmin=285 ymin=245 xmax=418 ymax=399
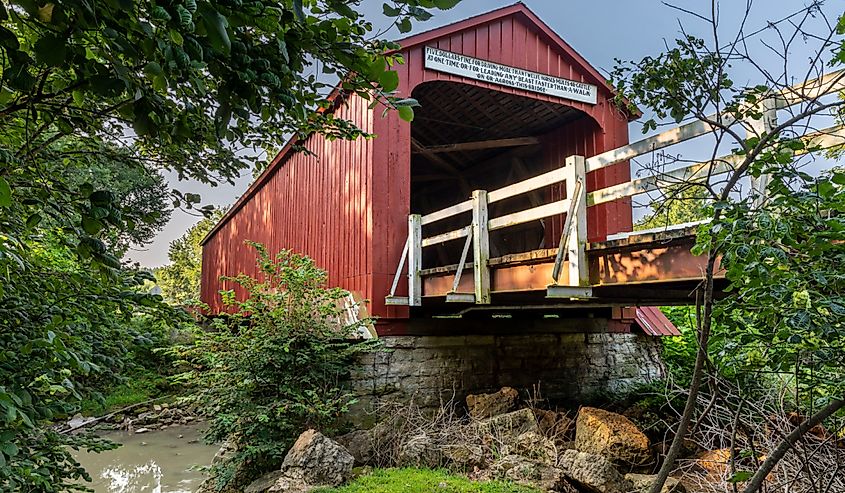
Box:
xmin=378 ymin=70 xmax=399 ymax=92
xmin=201 ymin=8 xmax=230 ymax=54
xmin=82 ymin=217 xmax=103 ymax=235
xmin=728 ymin=471 xmax=753 ymax=483
xmin=34 ymin=34 xmax=66 ymax=67
xmin=0 ymin=177 xmax=10 ymax=207
xmin=397 ymin=18 xmax=412 ymax=33
xmin=433 ymin=0 xmax=460 ymax=9
xmin=398 ymin=105 xmax=414 ymax=122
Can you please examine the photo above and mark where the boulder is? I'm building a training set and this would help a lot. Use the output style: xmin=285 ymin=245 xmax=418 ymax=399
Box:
xmin=574 ymin=407 xmax=651 ymax=465
xmin=473 ymin=408 xmax=539 ymax=440
xmin=334 ymin=429 xmax=374 ymax=466
xmin=397 ymin=432 xmax=441 ymax=468
xmin=510 ymin=431 xmax=557 ymax=465
xmin=212 ymin=440 xmax=237 ymax=466
xmin=442 ymin=443 xmax=486 ymax=469
xmin=489 ymin=454 xmax=575 ymax=492
xmin=558 ymin=449 xmax=632 ymax=493
xmin=280 ymin=429 xmax=354 ymax=487
xmin=466 ymin=387 xmax=520 ymax=419
xmin=625 ymin=473 xmax=686 ymax=493
xmin=244 ymin=471 xmax=287 ymax=493
xmin=334 ymin=416 xmax=399 ymax=467
xmin=694 ymin=448 xmax=732 ymax=478
xmin=534 ymin=409 xmax=575 ymax=443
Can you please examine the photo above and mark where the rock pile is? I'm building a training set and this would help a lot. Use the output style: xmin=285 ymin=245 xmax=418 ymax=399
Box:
xmin=230 ymin=386 xmax=697 ymax=493
xmin=331 ymin=387 xmax=686 ymax=493
xmin=113 ymin=403 xmax=199 ymax=433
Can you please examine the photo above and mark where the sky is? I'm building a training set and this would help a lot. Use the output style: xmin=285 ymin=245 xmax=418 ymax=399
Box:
xmin=126 ymin=0 xmax=843 ymax=267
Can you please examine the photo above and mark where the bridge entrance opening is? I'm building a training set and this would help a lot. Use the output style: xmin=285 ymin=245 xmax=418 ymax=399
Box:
xmin=409 ymin=81 xmax=592 ymax=270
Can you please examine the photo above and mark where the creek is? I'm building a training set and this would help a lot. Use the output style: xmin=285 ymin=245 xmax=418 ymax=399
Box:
xmin=70 ymin=424 xmax=219 ymax=493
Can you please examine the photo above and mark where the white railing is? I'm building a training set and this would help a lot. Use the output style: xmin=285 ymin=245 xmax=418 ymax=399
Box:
xmin=386 ymin=70 xmax=845 ymax=307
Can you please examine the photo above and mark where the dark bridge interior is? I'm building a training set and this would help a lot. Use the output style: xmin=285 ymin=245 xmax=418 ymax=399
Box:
xmin=409 ymin=81 xmax=591 ymax=268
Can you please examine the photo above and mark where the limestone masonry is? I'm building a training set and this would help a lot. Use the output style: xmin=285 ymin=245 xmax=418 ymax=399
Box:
xmin=349 ymin=332 xmax=665 ymax=421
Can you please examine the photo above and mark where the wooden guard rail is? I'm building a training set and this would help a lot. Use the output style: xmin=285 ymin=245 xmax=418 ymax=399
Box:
xmin=385 ymin=70 xmax=845 ymax=307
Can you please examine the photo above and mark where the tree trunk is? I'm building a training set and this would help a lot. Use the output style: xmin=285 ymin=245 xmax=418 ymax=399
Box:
xmin=648 ymin=251 xmax=718 ymax=493
xmin=741 ymin=398 xmax=845 ymax=493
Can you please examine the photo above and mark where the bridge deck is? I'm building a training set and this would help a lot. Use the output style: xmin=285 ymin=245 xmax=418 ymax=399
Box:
xmin=417 ymin=227 xmax=723 ymax=313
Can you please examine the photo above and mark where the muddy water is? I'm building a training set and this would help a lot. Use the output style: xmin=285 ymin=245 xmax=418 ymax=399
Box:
xmin=71 ymin=424 xmax=219 ymax=493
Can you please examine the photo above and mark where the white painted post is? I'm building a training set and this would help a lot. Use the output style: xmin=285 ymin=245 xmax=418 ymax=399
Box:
xmin=471 ymin=190 xmax=491 ymax=304
xmin=746 ymin=97 xmax=778 ymax=207
xmin=566 ymin=155 xmax=588 ymax=286
xmin=408 ymin=214 xmax=422 ymax=307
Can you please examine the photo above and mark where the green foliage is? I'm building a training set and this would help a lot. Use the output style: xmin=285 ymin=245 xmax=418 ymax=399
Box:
xmin=78 ymin=369 xmax=169 ymax=416
xmin=702 ymin=167 xmax=845 ymax=402
xmin=635 ymin=186 xmax=708 ymax=231
xmin=155 ymin=209 xmax=225 ymax=305
xmin=174 ymin=243 xmax=377 ymax=489
xmin=659 ymin=306 xmax=699 ymax=387
xmin=1 ymin=1 xmax=461 ymax=489
xmin=0 ymin=234 xmax=183 ymax=490
xmin=312 ymin=468 xmax=541 ymax=493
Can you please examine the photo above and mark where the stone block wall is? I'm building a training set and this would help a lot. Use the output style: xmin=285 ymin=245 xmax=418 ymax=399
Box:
xmin=348 ymin=330 xmax=666 ymax=421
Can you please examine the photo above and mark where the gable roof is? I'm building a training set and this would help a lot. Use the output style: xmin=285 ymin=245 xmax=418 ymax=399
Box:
xmin=395 ymin=2 xmax=619 ymax=98
xmin=202 ymin=3 xmax=630 ymax=246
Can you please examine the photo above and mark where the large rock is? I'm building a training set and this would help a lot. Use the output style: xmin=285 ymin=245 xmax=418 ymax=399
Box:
xmin=280 ymin=429 xmax=354 ymax=487
xmin=473 ymin=408 xmax=539 ymax=440
xmin=442 ymin=443 xmax=486 ymax=469
xmin=466 ymin=387 xmax=519 ymax=419
xmin=489 ymin=454 xmax=576 ymax=492
xmin=334 ymin=429 xmax=374 ymax=466
xmin=534 ymin=409 xmax=575 ymax=443
xmin=510 ymin=431 xmax=557 ymax=465
xmin=558 ymin=449 xmax=632 ymax=493
xmin=334 ymin=417 xmax=398 ymax=467
xmin=625 ymin=473 xmax=686 ymax=493
xmin=574 ymin=407 xmax=651 ymax=466
xmin=397 ymin=432 xmax=441 ymax=468
xmin=244 ymin=471 xmax=293 ymax=493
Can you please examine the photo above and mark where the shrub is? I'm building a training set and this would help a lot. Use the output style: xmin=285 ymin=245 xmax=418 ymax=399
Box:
xmin=176 ymin=242 xmax=377 ymax=489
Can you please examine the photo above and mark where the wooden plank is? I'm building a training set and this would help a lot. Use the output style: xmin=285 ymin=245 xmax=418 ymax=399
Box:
xmin=551 ymin=169 xmax=582 ymax=284
xmin=488 ymin=199 xmax=570 ymax=231
xmin=585 ymin=72 xmax=844 ymax=175
xmin=588 ymin=157 xmax=737 ymax=206
xmin=587 ymin=124 xmax=845 ymax=206
xmin=472 ymin=190 xmax=491 ymax=304
xmin=546 ymin=285 xmax=593 ymax=299
xmin=585 ymin=115 xmax=734 ymax=174
xmin=408 ymin=214 xmax=422 ymax=307
xmin=487 ymin=166 xmax=569 ymax=204
xmin=566 ymin=155 xmax=588 ymax=287
xmin=414 ymin=136 xmax=540 ymax=154
xmin=775 ymin=69 xmax=845 ymax=108
xmin=452 ymin=231 xmax=473 ymax=292
xmin=421 ymin=225 xmax=471 ymax=247
xmin=387 ymin=237 xmax=409 ymax=297
xmin=445 ymin=292 xmax=476 ymax=303
xmin=421 ymin=201 xmax=472 ymax=226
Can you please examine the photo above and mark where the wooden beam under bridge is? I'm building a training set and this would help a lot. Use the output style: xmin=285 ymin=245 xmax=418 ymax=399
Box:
xmin=413 ymin=136 xmax=539 ymax=154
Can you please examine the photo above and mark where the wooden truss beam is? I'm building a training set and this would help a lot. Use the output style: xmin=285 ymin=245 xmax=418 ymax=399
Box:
xmin=413 ymin=137 xmax=539 ymax=154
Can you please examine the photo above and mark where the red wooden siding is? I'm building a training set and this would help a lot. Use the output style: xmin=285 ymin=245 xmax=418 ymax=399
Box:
xmin=200 ymin=94 xmax=375 ymax=314
xmin=201 ymin=3 xmax=634 ymax=321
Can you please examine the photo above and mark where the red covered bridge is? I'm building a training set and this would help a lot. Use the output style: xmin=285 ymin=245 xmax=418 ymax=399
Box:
xmin=200 ymin=3 xmax=844 ymax=336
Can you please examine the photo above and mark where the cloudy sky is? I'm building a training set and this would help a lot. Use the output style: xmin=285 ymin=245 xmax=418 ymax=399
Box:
xmin=126 ymin=0 xmax=842 ymax=267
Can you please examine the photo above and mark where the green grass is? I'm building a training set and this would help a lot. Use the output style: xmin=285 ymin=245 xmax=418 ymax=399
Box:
xmin=312 ymin=468 xmax=542 ymax=493
xmin=79 ymin=370 xmax=171 ymax=416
